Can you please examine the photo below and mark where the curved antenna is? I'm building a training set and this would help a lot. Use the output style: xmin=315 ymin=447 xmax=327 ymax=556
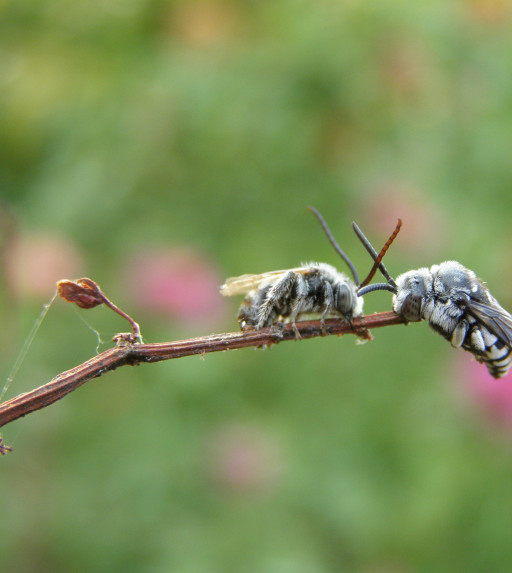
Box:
xmin=358 ymin=219 xmax=401 ymax=288
xmin=357 ymin=283 xmax=397 ymax=297
xmin=308 ymin=206 xmax=359 ymax=285
xmin=352 ymin=221 xmax=398 ymax=290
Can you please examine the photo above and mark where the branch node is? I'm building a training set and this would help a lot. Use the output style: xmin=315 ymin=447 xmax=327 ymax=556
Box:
xmin=113 ymin=332 xmax=139 ymax=347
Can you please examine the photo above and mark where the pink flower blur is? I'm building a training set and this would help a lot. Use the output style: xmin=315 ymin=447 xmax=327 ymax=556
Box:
xmin=124 ymin=248 xmax=227 ymax=326
xmin=455 ymin=352 xmax=512 ymax=430
xmin=5 ymin=233 xmax=85 ymax=300
xmin=359 ymin=182 xmax=448 ymax=255
xmin=206 ymin=424 xmax=282 ymax=494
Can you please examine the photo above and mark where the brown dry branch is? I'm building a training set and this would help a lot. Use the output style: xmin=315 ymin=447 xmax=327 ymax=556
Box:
xmin=0 ymin=311 xmax=405 ymax=436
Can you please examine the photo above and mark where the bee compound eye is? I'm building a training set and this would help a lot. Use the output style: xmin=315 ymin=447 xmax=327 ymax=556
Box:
xmin=400 ymin=293 xmax=423 ymax=322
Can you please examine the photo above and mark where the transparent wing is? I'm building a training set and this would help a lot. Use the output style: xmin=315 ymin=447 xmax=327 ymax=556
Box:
xmin=220 ymin=268 xmax=310 ymax=296
xmin=467 ymin=299 xmax=512 ymax=345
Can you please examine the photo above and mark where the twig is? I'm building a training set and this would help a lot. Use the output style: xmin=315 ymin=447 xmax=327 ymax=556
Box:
xmin=0 ymin=311 xmax=405 ymax=433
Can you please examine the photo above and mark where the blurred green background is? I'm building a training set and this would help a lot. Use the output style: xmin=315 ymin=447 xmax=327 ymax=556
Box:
xmin=3 ymin=0 xmax=512 ymax=571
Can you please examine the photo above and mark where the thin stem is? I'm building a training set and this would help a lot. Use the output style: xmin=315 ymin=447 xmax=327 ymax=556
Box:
xmin=101 ymin=297 xmax=142 ymax=344
xmin=0 ymin=311 xmax=404 ymax=434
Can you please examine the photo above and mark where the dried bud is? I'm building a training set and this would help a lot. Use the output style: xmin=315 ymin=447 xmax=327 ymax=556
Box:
xmin=57 ymin=277 xmax=142 ymax=342
xmin=57 ymin=278 xmax=105 ymax=309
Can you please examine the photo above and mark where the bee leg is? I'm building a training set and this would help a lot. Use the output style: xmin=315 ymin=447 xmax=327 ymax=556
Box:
xmin=290 ymin=275 xmax=309 ymax=340
xmin=470 ymin=327 xmax=486 ymax=353
xmin=317 ymin=282 xmax=333 ymax=336
xmin=451 ymin=320 xmax=468 ymax=348
xmin=256 ymin=271 xmax=296 ymax=330
xmin=291 ymin=321 xmax=301 ymax=339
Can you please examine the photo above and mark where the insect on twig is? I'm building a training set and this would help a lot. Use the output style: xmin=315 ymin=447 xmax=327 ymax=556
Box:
xmin=220 ymin=207 xmax=364 ymax=338
xmin=354 ymin=221 xmax=512 ymax=378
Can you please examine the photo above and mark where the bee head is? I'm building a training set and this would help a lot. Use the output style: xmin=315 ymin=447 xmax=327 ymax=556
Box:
xmin=393 ymin=269 xmax=431 ymax=322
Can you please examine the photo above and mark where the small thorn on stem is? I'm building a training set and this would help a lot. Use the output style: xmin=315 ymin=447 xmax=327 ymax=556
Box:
xmin=0 ymin=436 xmax=12 ymax=455
xmin=57 ymin=278 xmax=143 ymax=344
xmin=269 ymin=323 xmax=284 ymax=342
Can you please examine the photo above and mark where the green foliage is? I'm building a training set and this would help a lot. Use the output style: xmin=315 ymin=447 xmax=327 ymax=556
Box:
xmin=2 ymin=1 xmax=512 ymax=571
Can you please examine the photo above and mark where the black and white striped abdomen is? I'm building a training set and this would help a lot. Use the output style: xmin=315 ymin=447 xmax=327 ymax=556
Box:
xmin=480 ymin=337 xmax=512 ymax=378
xmin=424 ymin=308 xmax=512 ymax=378
xmin=443 ymin=314 xmax=512 ymax=378
xmin=461 ymin=318 xmax=512 ymax=378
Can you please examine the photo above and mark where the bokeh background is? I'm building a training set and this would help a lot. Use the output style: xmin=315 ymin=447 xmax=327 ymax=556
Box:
xmin=2 ymin=1 xmax=512 ymax=571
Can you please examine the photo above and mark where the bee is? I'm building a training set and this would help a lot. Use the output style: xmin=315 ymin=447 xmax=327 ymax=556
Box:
xmin=220 ymin=207 xmax=364 ymax=338
xmin=353 ymin=222 xmax=512 ymax=378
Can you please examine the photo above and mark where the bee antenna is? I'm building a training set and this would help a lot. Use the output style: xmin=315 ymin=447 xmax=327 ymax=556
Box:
xmin=352 ymin=220 xmax=399 ymax=291
xmin=357 ymin=283 xmax=397 ymax=297
xmin=308 ymin=206 xmax=359 ymax=285
xmin=357 ymin=219 xmax=401 ymax=288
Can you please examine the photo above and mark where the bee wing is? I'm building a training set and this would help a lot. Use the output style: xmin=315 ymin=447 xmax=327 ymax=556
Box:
xmin=467 ymin=299 xmax=512 ymax=345
xmin=220 ymin=267 xmax=310 ymax=296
